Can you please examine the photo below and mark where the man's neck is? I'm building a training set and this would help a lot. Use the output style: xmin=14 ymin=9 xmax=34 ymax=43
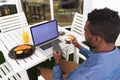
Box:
xmin=95 ymin=43 xmax=115 ymax=53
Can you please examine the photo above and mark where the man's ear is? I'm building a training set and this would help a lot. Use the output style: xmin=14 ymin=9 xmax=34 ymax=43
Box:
xmin=93 ymin=35 xmax=102 ymax=44
xmin=91 ymin=35 xmax=102 ymax=47
xmin=95 ymin=35 xmax=102 ymax=42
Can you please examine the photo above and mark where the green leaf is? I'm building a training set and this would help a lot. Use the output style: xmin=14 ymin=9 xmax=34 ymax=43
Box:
xmin=0 ymin=51 xmax=5 ymax=64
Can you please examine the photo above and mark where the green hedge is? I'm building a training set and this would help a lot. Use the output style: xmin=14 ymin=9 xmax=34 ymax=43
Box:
xmin=0 ymin=51 xmax=5 ymax=64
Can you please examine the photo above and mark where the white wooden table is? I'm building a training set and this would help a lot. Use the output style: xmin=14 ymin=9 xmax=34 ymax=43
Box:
xmin=58 ymin=26 xmax=85 ymax=42
xmin=0 ymin=26 xmax=85 ymax=73
xmin=0 ymin=26 xmax=73 ymax=72
xmin=0 ymin=28 xmax=48 ymax=72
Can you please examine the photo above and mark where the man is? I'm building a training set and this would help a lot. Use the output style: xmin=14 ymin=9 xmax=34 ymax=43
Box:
xmin=53 ymin=8 xmax=120 ymax=80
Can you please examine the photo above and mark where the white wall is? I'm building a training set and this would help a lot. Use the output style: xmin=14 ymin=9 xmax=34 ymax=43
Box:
xmin=110 ymin=0 xmax=120 ymax=15
xmin=83 ymin=0 xmax=120 ymax=16
xmin=83 ymin=0 xmax=93 ymax=16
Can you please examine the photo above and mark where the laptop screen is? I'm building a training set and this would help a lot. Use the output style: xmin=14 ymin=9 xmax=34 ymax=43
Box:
xmin=30 ymin=20 xmax=59 ymax=46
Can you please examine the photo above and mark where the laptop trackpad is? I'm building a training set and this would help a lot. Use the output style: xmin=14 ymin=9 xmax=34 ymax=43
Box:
xmin=40 ymin=39 xmax=61 ymax=50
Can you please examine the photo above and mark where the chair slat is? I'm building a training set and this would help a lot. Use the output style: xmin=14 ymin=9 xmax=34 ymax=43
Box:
xmin=0 ymin=62 xmax=29 ymax=80
xmin=0 ymin=12 xmax=28 ymax=33
xmin=0 ymin=62 xmax=12 ymax=79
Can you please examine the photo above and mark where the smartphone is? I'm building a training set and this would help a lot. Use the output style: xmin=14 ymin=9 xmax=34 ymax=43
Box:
xmin=51 ymin=40 xmax=62 ymax=53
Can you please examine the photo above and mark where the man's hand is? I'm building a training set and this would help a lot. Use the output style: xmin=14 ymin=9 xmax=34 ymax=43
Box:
xmin=52 ymin=48 xmax=61 ymax=65
xmin=72 ymin=36 xmax=82 ymax=49
xmin=66 ymin=34 xmax=82 ymax=49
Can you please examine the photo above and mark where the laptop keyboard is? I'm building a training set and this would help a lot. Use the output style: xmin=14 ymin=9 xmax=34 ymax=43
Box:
xmin=40 ymin=39 xmax=60 ymax=50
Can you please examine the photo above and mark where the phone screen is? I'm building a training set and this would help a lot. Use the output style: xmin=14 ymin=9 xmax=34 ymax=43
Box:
xmin=51 ymin=40 xmax=62 ymax=53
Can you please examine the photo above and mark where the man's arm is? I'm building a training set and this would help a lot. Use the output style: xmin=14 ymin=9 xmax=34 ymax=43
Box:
xmin=70 ymin=35 xmax=93 ymax=58
xmin=52 ymin=48 xmax=63 ymax=80
xmin=79 ymin=47 xmax=93 ymax=58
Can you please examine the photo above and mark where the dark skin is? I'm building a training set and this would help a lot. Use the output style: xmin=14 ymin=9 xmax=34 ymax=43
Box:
xmin=53 ymin=20 xmax=115 ymax=64
xmin=52 ymin=48 xmax=61 ymax=64
xmin=84 ymin=21 xmax=115 ymax=53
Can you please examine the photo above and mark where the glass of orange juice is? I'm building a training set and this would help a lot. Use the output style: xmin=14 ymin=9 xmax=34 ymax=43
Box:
xmin=22 ymin=28 xmax=29 ymax=44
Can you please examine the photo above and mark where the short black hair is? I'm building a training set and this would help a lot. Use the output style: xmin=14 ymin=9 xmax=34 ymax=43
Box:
xmin=88 ymin=8 xmax=120 ymax=43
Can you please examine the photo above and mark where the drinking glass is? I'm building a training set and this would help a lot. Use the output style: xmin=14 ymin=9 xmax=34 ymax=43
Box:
xmin=22 ymin=28 xmax=29 ymax=44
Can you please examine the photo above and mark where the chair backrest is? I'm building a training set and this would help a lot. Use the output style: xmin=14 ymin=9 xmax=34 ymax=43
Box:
xmin=0 ymin=62 xmax=29 ymax=80
xmin=0 ymin=12 xmax=28 ymax=33
xmin=71 ymin=12 xmax=87 ymax=37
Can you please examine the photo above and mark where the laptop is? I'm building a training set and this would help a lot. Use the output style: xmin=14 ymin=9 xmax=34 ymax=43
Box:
xmin=30 ymin=20 xmax=60 ymax=56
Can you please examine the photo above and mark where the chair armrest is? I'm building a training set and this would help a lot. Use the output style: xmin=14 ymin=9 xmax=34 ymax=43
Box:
xmin=74 ymin=42 xmax=89 ymax=63
xmin=80 ymin=42 xmax=90 ymax=50
xmin=76 ymin=52 xmax=87 ymax=60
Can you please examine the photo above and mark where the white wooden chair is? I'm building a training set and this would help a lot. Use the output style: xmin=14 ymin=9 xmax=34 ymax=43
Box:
xmin=62 ymin=12 xmax=89 ymax=63
xmin=74 ymin=43 xmax=89 ymax=63
xmin=0 ymin=62 xmax=29 ymax=80
xmin=63 ymin=12 xmax=87 ymax=37
xmin=0 ymin=12 xmax=28 ymax=33
xmin=0 ymin=12 xmax=46 ymax=80
xmin=0 ymin=12 xmax=30 ymax=80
